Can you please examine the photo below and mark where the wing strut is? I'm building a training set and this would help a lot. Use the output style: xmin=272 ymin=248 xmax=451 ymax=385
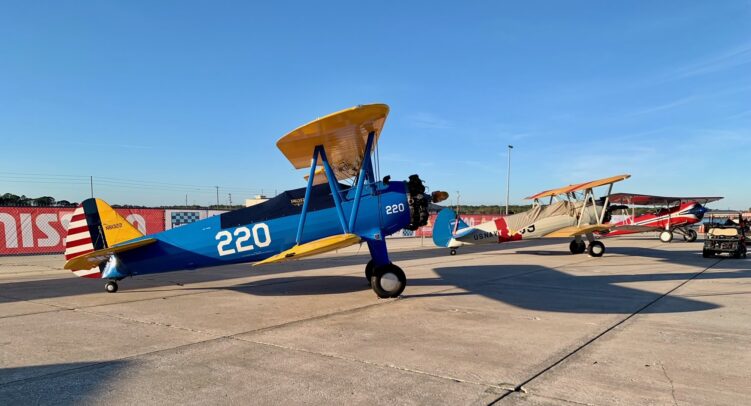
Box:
xmin=296 ymin=148 xmax=321 ymax=244
xmin=348 ymin=131 xmax=376 ymax=231
xmin=295 ymin=132 xmax=377 ymax=244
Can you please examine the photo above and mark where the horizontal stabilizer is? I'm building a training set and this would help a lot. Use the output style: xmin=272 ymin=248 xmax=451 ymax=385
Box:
xmin=254 ymin=233 xmax=361 ymax=265
xmin=64 ymin=238 xmax=157 ymax=270
xmin=544 ymin=225 xmax=610 ymax=238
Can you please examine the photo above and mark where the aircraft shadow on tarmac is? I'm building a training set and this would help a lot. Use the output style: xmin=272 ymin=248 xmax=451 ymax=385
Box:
xmin=0 ymin=361 xmax=128 ymax=405
xmin=517 ymin=245 xmax=717 ymax=267
xmin=1 ymin=239 xmax=746 ymax=315
xmin=222 ymin=263 xmax=751 ymax=314
xmin=0 ymin=239 xmax=554 ymax=303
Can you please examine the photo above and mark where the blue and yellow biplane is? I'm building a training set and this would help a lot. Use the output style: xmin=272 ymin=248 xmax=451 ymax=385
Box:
xmin=63 ymin=104 xmax=448 ymax=298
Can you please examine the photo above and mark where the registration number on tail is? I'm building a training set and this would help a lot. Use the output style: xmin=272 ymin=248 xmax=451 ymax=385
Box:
xmin=215 ymin=223 xmax=272 ymax=256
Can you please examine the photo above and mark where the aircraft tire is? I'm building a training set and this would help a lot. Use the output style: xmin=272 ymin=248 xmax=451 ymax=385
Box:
xmin=685 ymin=229 xmax=698 ymax=242
xmin=105 ymin=281 xmax=118 ymax=293
xmin=659 ymin=230 xmax=673 ymax=243
xmin=587 ymin=241 xmax=605 ymax=257
xmin=365 ymin=260 xmax=375 ymax=286
xmin=371 ymin=264 xmax=406 ymax=299
xmin=569 ymin=240 xmax=586 ymax=254
xmin=450 ymin=249 xmax=457 ymax=256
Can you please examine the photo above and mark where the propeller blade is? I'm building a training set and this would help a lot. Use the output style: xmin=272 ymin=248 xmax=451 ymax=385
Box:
xmin=432 ymin=191 xmax=449 ymax=203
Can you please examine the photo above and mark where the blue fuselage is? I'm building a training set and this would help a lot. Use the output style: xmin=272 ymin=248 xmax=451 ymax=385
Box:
xmin=110 ymin=181 xmax=411 ymax=278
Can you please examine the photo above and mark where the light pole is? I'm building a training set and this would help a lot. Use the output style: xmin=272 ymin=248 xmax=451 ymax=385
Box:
xmin=505 ymin=145 xmax=513 ymax=216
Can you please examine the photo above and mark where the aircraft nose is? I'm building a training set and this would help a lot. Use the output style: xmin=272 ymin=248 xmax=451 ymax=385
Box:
xmin=405 ymin=175 xmax=448 ymax=230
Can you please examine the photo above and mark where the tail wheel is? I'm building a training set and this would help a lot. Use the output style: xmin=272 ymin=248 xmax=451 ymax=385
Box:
xmin=684 ymin=229 xmax=698 ymax=242
xmin=365 ymin=260 xmax=375 ymax=286
xmin=659 ymin=230 xmax=673 ymax=243
xmin=587 ymin=241 xmax=605 ymax=257
xmin=105 ymin=281 xmax=118 ymax=293
xmin=569 ymin=240 xmax=586 ymax=254
xmin=370 ymin=263 xmax=406 ymax=298
xmin=450 ymin=248 xmax=457 ymax=256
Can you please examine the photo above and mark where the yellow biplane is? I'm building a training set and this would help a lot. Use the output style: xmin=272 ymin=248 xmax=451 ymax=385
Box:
xmin=433 ymin=174 xmax=631 ymax=256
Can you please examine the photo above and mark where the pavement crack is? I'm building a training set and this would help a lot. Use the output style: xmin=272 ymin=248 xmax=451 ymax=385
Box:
xmin=487 ymin=257 xmax=722 ymax=405
xmin=659 ymin=362 xmax=679 ymax=406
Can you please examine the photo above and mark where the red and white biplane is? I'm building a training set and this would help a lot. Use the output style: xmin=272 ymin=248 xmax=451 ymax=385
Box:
xmin=602 ymin=194 xmax=723 ymax=243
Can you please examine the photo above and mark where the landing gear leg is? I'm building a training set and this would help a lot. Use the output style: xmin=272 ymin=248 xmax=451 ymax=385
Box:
xmin=105 ymin=280 xmax=118 ymax=293
xmin=366 ymin=238 xmax=406 ymax=298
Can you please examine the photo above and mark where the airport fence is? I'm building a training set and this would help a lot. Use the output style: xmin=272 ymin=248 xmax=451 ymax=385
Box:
xmin=0 ymin=206 xmax=164 ymax=255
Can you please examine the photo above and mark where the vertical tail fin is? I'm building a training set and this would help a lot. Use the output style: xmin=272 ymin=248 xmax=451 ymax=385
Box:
xmin=64 ymin=198 xmax=143 ymax=278
xmin=432 ymin=208 xmax=469 ymax=247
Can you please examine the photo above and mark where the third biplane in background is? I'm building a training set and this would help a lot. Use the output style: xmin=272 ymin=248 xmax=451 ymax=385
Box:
xmin=433 ymin=174 xmax=630 ymax=257
xmin=601 ymin=194 xmax=723 ymax=243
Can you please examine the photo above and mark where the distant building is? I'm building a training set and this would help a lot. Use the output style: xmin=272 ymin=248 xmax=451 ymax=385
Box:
xmin=245 ymin=195 xmax=269 ymax=207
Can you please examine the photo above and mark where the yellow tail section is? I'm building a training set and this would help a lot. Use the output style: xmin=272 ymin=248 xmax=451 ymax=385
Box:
xmin=64 ymin=198 xmax=147 ymax=278
xmin=93 ymin=198 xmax=144 ymax=245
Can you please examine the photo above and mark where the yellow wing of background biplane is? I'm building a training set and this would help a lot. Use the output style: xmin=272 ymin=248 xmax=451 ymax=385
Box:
xmin=277 ymin=104 xmax=389 ymax=180
xmin=543 ymin=225 xmax=611 ymax=238
xmin=525 ymin=174 xmax=631 ymax=200
xmin=304 ymin=167 xmax=328 ymax=185
xmin=254 ymin=234 xmax=361 ymax=265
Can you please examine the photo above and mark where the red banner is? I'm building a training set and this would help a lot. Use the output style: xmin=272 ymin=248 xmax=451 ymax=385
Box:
xmin=0 ymin=207 xmax=165 ymax=255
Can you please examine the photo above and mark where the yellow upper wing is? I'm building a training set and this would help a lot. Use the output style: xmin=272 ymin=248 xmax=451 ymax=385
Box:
xmin=276 ymin=104 xmax=389 ymax=180
xmin=526 ymin=174 xmax=630 ymax=200
xmin=254 ymin=233 xmax=361 ymax=266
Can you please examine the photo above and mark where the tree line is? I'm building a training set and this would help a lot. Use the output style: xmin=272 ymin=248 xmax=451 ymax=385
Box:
xmin=0 ymin=193 xmax=76 ymax=207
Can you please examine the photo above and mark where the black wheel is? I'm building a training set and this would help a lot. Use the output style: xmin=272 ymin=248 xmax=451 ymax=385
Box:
xmin=684 ymin=229 xmax=698 ymax=242
xmin=587 ymin=241 xmax=605 ymax=257
xmin=702 ymin=249 xmax=713 ymax=258
xmin=370 ymin=263 xmax=406 ymax=298
xmin=105 ymin=281 xmax=118 ymax=293
xmin=450 ymin=248 xmax=457 ymax=256
xmin=365 ymin=260 xmax=375 ymax=286
xmin=659 ymin=230 xmax=673 ymax=243
xmin=569 ymin=240 xmax=586 ymax=254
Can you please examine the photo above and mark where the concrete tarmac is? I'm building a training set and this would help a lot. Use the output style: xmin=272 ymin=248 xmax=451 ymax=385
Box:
xmin=0 ymin=236 xmax=749 ymax=405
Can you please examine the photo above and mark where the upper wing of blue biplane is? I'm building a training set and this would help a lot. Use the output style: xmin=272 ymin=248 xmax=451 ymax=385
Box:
xmin=276 ymin=104 xmax=389 ymax=180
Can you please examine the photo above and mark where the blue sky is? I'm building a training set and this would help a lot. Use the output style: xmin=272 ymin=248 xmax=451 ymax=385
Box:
xmin=2 ymin=1 xmax=750 ymax=209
